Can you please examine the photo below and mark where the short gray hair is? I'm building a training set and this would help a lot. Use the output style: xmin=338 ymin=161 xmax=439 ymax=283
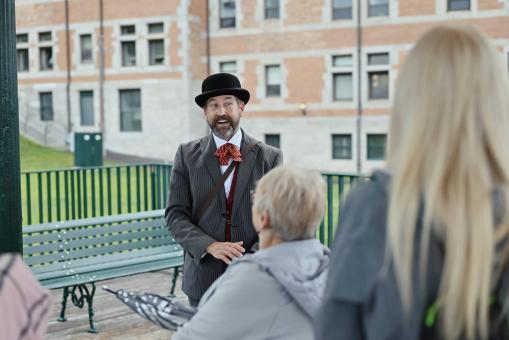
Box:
xmin=252 ymin=166 xmax=325 ymax=241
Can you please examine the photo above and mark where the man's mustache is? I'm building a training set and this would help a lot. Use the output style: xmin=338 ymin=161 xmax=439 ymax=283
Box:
xmin=214 ymin=117 xmax=233 ymax=126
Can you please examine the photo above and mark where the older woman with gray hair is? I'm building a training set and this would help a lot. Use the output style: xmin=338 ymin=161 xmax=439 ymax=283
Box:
xmin=173 ymin=166 xmax=330 ymax=340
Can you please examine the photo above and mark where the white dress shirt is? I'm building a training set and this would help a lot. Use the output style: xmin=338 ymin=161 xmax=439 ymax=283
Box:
xmin=213 ymin=128 xmax=242 ymax=198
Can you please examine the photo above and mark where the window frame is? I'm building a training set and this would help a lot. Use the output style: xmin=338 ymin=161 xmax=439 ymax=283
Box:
xmin=148 ymin=22 xmax=164 ymax=34
xmin=332 ymin=134 xmax=352 ymax=160
xmin=16 ymin=33 xmax=30 ymax=73
xmin=264 ymin=133 xmax=281 ymax=149
xmin=17 ymin=48 xmax=29 ymax=72
xmin=367 ymin=0 xmax=389 ymax=17
xmin=219 ymin=0 xmax=236 ymax=28
xmin=79 ymin=90 xmax=95 ymax=127
xmin=38 ymin=31 xmax=52 ymax=42
xmin=121 ymin=41 xmax=137 ymax=67
xmin=119 ymin=89 xmax=142 ymax=132
xmin=332 ymin=0 xmax=353 ymax=20
xmin=80 ymin=34 xmax=93 ymax=64
xmin=367 ymin=133 xmax=386 ymax=160
xmin=447 ymin=0 xmax=471 ymax=11
xmin=264 ymin=0 xmax=280 ymax=19
xmin=120 ymin=25 xmax=136 ymax=36
xmin=148 ymin=39 xmax=165 ymax=65
xmin=265 ymin=64 xmax=282 ymax=98
xmin=39 ymin=92 xmax=54 ymax=121
xmin=331 ymin=54 xmax=354 ymax=102
xmin=39 ymin=46 xmax=53 ymax=71
xmin=219 ymin=61 xmax=237 ymax=74
xmin=366 ymin=52 xmax=390 ymax=101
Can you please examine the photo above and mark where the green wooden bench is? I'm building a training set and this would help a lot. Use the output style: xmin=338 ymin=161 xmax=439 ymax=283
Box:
xmin=22 ymin=209 xmax=183 ymax=333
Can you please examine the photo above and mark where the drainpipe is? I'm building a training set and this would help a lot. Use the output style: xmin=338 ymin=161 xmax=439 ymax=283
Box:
xmin=356 ymin=0 xmax=363 ymax=174
xmin=99 ymin=0 xmax=105 ymax=154
xmin=205 ymin=0 xmax=211 ymax=75
xmin=0 ymin=0 xmax=22 ymax=253
xmin=65 ymin=0 xmax=72 ymax=139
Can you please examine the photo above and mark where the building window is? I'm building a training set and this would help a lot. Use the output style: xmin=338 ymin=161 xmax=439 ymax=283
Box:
xmin=80 ymin=91 xmax=94 ymax=126
xmin=367 ymin=52 xmax=389 ymax=100
xmin=332 ymin=55 xmax=353 ymax=101
xmin=265 ymin=134 xmax=280 ymax=149
xmin=16 ymin=34 xmax=29 ymax=72
xmin=38 ymin=31 xmax=53 ymax=71
xmin=332 ymin=0 xmax=352 ymax=20
xmin=17 ymin=49 xmax=29 ymax=72
xmin=332 ymin=134 xmax=352 ymax=159
xmin=121 ymin=41 xmax=136 ymax=66
xmin=148 ymin=22 xmax=164 ymax=34
xmin=367 ymin=134 xmax=386 ymax=160
xmin=147 ymin=22 xmax=165 ymax=66
xmin=265 ymin=0 xmax=280 ymax=19
xmin=265 ymin=65 xmax=281 ymax=97
xmin=119 ymin=89 xmax=142 ymax=132
xmin=368 ymin=0 xmax=389 ymax=17
xmin=80 ymin=34 xmax=93 ymax=64
xmin=39 ymin=47 xmax=53 ymax=71
xmin=39 ymin=92 xmax=53 ymax=121
xmin=16 ymin=33 xmax=28 ymax=43
xmin=333 ymin=74 xmax=353 ymax=101
xmin=38 ymin=31 xmax=52 ymax=42
xmin=220 ymin=0 xmax=236 ymax=28
xmin=149 ymin=40 xmax=164 ymax=65
xmin=220 ymin=61 xmax=237 ymax=73
xmin=447 ymin=0 xmax=470 ymax=11
xmin=121 ymin=25 xmax=135 ymax=35
xmin=368 ymin=71 xmax=388 ymax=99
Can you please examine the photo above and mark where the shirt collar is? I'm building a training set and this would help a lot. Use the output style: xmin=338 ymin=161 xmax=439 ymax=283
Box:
xmin=213 ymin=128 xmax=242 ymax=150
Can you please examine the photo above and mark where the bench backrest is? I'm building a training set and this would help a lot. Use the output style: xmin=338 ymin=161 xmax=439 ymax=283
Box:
xmin=23 ymin=210 xmax=181 ymax=281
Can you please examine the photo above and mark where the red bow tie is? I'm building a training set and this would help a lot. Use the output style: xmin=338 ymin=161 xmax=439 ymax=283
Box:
xmin=214 ymin=143 xmax=242 ymax=166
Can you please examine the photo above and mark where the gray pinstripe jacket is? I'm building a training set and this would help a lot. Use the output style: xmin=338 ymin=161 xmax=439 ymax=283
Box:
xmin=165 ymin=130 xmax=283 ymax=301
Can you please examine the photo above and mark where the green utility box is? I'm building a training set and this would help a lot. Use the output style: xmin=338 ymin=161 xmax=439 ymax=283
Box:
xmin=74 ymin=132 xmax=103 ymax=167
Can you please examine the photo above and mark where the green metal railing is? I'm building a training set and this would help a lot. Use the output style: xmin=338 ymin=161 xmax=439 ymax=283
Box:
xmin=21 ymin=164 xmax=171 ymax=226
xmin=318 ymin=173 xmax=362 ymax=246
xmin=21 ymin=164 xmax=362 ymax=247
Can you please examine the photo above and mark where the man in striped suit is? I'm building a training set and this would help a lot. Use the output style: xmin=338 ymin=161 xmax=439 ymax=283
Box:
xmin=165 ymin=73 xmax=283 ymax=306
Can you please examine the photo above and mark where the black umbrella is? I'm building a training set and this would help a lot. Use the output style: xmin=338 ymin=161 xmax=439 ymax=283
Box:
xmin=103 ymin=286 xmax=197 ymax=331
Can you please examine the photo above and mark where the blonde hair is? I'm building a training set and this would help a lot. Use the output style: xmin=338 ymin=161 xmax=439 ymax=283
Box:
xmin=253 ymin=166 xmax=325 ymax=241
xmin=387 ymin=25 xmax=509 ymax=339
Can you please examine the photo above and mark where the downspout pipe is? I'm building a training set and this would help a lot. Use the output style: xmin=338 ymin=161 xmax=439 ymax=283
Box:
xmin=205 ymin=0 xmax=211 ymax=75
xmin=356 ymin=0 xmax=363 ymax=174
xmin=99 ymin=0 xmax=105 ymax=153
xmin=65 ymin=0 xmax=72 ymax=139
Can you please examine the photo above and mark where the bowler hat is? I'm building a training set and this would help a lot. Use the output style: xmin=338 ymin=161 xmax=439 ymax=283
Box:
xmin=195 ymin=73 xmax=250 ymax=108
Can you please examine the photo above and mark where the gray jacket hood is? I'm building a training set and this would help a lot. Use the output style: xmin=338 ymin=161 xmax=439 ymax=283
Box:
xmin=232 ymin=239 xmax=330 ymax=318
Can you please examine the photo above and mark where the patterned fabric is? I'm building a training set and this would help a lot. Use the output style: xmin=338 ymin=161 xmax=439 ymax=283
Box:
xmin=0 ymin=253 xmax=52 ymax=340
xmin=214 ymin=143 xmax=242 ymax=166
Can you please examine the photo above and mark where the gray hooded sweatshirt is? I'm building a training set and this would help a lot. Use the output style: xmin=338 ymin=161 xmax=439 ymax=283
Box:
xmin=174 ymin=239 xmax=330 ymax=340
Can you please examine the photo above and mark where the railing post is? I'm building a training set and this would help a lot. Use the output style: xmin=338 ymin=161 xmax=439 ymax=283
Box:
xmin=0 ymin=0 xmax=22 ymax=253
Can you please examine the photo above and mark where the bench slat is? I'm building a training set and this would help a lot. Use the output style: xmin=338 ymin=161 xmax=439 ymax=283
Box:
xmin=35 ymin=249 xmax=183 ymax=282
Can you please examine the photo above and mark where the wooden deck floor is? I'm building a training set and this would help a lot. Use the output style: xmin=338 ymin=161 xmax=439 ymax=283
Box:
xmin=45 ymin=269 xmax=186 ymax=339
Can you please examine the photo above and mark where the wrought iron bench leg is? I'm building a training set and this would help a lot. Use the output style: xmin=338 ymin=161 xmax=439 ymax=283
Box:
xmin=70 ymin=282 xmax=98 ymax=333
xmin=57 ymin=287 xmax=70 ymax=322
xmin=168 ymin=266 xmax=181 ymax=298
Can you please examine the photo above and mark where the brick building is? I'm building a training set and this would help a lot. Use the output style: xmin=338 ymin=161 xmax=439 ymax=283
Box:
xmin=15 ymin=0 xmax=509 ymax=173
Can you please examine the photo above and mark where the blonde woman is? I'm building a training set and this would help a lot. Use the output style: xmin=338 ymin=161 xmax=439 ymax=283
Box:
xmin=174 ymin=166 xmax=329 ymax=340
xmin=315 ymin=26 xmax=509 ymax=340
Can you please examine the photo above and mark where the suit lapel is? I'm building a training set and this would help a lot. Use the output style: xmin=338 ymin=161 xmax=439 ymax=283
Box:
xmin=232 ymin=132 xmax=260 ymax=217
xmin=200 ymin=134 xmax=227 ymax=209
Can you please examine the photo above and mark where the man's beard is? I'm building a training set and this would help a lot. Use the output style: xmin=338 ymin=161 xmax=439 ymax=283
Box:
xmin=209 ymin=116 xmax=238 ymax=140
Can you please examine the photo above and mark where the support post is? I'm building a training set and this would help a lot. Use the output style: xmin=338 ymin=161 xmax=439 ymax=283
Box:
xmin=0 ymin=0 xmax=22 ymax=254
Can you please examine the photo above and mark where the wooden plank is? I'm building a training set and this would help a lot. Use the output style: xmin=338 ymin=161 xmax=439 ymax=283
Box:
xmin=45 ymin=269 xmax=185 ymax=339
